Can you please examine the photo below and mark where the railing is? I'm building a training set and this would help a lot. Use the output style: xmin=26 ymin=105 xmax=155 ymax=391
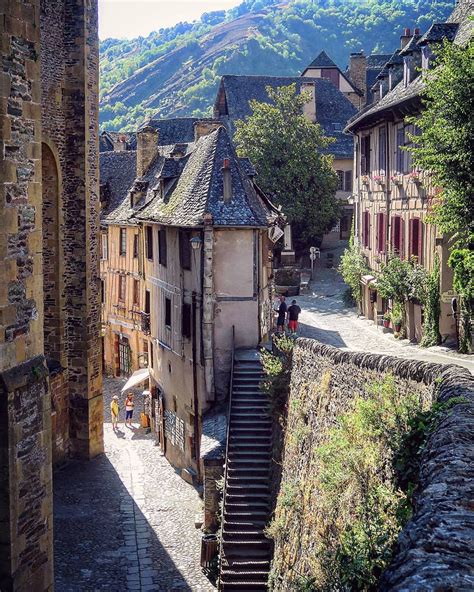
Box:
xmin=218 ymin=325 xmax=235 ymax=589
xmin=140 ymin=312 xmax=151 ymax=335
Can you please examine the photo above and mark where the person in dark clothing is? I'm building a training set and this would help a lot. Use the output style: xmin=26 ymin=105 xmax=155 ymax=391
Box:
xmin=276 ymin=295 xmax=287 ymax=333
xmin=287 ymin=300 xmax=301 ymax=334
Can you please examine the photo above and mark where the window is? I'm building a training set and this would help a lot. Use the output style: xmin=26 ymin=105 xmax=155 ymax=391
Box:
xmin=146 ymin=226 xmax=153 ymax=260
xmin=362 ymin=211 xmax=371 ymax=248
xmin=396 ymin=127 xmax=405 ymax=173
xmin=118 ymin=275 xmax=126 ymax=301
xmin=100 ymin=233 xmax=108 ymax=260
xmin=133 ymin=234 xmax=139 ymax=258
xmin=376 ymin=212 xmax=386 ymax=253
xmin=179 ymin=230 xmax=192 ymax=270
xmin=336 ymin=170 xmax=344 ymax=191
xmin=158 ymin=228 xmax=167 ymax=266
xmin=133 ymin=279 xmax=140 ymax=306
xmin=165 ymin=297 xmax=171 ymax=329
xmin=409 ymin=218 xmax=423 ymax=263
xmin=149 ymin=341 xmax=153 ymax=369
xmin=101 ymin=279 xmax=105 ymax=304
xmin=182 ymin=302 xmax=192 ymax=338
xmin=391 ymin=216 xmax=404 ymax=257
xmin=360 ymin=135 xmax=371 ymax=175
xmin=119 ymin=228 xmax=127 ymax=256
xmin=145 ymin=290 xmax=150 ymax=314
xmin=378 ymin=126 xmax=386 ymax=173
xmin=344 ymin=170 xmax=352 ymax=192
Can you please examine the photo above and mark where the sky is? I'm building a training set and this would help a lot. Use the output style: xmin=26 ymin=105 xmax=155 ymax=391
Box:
xmin=98 ymin=0 xmax=243 ymax=39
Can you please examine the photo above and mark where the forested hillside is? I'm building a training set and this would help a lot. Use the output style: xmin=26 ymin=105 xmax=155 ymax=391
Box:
xmin=100 ymin=0 xmax=454 ymax=131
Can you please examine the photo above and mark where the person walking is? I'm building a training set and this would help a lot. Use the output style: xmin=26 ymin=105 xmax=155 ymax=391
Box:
xmin=111 ymin=395 xmax=120 ymax=431
xmin=124 ymin=393 xmax=135 ymax=427
xmin=287 ymin=300 xmax=302 ymax=335
xmin=276 ymin=295 xmax=287 ymax=333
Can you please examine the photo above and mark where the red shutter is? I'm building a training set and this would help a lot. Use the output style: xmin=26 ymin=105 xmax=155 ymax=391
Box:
xmin=400 ymin=217 xmax=405 ymax=260
xmin=418 ymin=221 xmax=423 ymax=264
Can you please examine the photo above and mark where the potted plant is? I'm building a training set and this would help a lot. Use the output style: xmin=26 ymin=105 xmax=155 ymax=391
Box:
xmin=391 ymin=302 xmax=403 ymax=333
xmin=390 ymin=174 xmax=402 ymax=186
xmin=409 ymin=170 xmax=422 ymax=185
xmin=383 ymin=312 xmax=391 ymax=328
xmin=372 ymin=174 xmax=385 ymax=188
xmin=361 ymin=175 xmax=370 ymax=186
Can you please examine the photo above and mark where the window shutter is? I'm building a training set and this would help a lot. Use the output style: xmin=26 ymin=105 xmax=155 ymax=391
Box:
xmin=344 ymin=170 xmax=352 ymax=192
xmin=182 ymin=303 xmax=191 ymax=339
xmin=418 ymin=221 xmax=423 ymax=264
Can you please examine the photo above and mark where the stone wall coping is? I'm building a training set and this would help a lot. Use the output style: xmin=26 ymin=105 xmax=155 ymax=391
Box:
xmin=292 ymin=337 xmax=474 ymax=590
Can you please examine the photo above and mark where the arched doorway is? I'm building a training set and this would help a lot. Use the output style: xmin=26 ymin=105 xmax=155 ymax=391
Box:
xmin=42 ymin=142 xmax=63 ymax=362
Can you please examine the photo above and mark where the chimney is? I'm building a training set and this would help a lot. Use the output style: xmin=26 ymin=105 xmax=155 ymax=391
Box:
xmin=301 ymin=82 xmax=316 ymax=122
xmin=136 ymin=125 xmax=159 ymax=177
xmin=400 ymin=27 xmax=412 ymax=49
xmin=113 ymin=134 xmax=127 ymax=151
xmin=349 ymin=51 xmax=367 ymax=101
xmin=414 ymin=27 xmax=420 ymax=35
xmin=193 ymin=120 xmax=223 ymax=141
xmin=222 ymin=158 xmax=232 ymax=204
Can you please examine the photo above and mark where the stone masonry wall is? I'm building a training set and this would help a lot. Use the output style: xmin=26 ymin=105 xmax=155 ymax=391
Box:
xmin=271 ymin=339 xmax=473 ymax=590
xmin=0 ymin=357 xmax=53 ymax=592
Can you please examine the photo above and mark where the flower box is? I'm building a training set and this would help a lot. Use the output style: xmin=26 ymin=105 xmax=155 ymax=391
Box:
xmin=390 ymin=175 xmax=403 ymax=186
xmin=372 ymin=175 xmax=385 ymax=187
xmin=361 ymin=176 xmax=370 ymax=186
xmin=409 ymin=171 xmax=422 ymax=184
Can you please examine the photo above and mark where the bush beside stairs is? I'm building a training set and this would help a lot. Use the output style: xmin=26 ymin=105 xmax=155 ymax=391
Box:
xmin=219 ymin=350 xmax=273 ymax=591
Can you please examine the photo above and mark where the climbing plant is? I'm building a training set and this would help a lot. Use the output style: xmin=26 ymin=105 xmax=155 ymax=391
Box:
xmin=420 ymin=255 xmax=441 ymax=347
xmin=339 ymin=223 xmax=369 ymax=305
xmin=448 ymin=249 xmax=473 ymax=353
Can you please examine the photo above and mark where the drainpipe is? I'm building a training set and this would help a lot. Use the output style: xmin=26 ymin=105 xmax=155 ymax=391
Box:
xmin=202 ymin=216 xmax=215 ymax=402
xmin=191 ymin=291 xmax=200 ymax=481
xmin=385 ymin=120 xmax=391 ymax=263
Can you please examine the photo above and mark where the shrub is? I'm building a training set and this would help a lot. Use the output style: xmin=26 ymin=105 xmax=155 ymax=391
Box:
xmin=261 ymin=335 xmax=294 ymax=419
xmin=339 ymin=239 xmax=369 ymax=304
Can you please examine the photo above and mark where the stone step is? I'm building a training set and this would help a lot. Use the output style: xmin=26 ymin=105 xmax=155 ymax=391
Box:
xmin=223 ymin=530 xmax=267 ymax=541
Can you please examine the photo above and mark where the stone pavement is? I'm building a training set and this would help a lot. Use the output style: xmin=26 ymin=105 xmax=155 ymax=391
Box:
xmin=292 ymin=266 xmax=473 ymax=372
xmin=54 ymin=378 xmax=215 ymax=592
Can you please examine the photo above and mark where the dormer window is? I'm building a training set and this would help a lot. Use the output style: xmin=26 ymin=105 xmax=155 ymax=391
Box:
xmin=421 ymin=45 xmax=433 ymax=71
xmin=403 ymin=56 xmax=413 ymax=86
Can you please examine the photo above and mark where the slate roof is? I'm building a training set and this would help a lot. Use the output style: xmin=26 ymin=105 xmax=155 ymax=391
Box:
xmin=99 ymin=131 xmax=136 ymax=152
xmin=346 ymin=4 xmax=472 ymax=132
xmin=305 ymin=50 xmax=338 ymax=69
xmin=215 ymin=75 xmax=357 ymax=158
xmin=418 ymin=23 xmax=459 ymax=45
xmin=100 ymin=150 xmax=138 ymax=224
xmin=138 ymin=117 xmax=201 ymax=145
xmin=134 ymin=126 xmax=275 ymax=228
xmin=367 ymin=54 xmax=392 ymax=68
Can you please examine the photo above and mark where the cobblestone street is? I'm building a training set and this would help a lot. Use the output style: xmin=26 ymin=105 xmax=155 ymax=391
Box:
xmin=54 ymin=378 xmax=215 ymax=592
xmin=292 ymin=264 xmax=473 ymax=372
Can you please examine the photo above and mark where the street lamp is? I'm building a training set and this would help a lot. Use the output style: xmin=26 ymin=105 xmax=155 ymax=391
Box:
xmin=190 ymin=236 xmax=202 ymax=251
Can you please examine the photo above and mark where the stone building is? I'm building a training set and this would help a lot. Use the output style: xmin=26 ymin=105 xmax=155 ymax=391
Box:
xmin=214 ymin=74 xmax=357 ymax=245
xmin=131 ymin=121 xmax=279 ymax=478
xmin=99 ymin=117 xmax=207 ymax=377
xmin=0 ymin=1 xmax=102 ymax=590
xmin=301 ymin=50 xmax=364 ymax=108
xmin=345 ymin=3 xmax=472 ymax=344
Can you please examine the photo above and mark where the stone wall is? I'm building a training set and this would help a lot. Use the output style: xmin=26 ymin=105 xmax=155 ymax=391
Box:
xmin=0 ymin=357 xmax=53 ymax=592
xmin=270 ymin=338 xmax=474 ymax=590
xmin=49 ymin=364 xmax=69 ymax=465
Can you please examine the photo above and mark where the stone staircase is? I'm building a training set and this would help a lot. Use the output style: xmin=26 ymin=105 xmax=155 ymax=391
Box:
xmin=219 ymin=351 xmax=273 ymax=591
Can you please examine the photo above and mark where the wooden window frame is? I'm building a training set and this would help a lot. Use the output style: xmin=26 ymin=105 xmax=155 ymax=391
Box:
xmin=376 ymin=212 xmax=386 ymax=253
xmin=119 ymin=228 xmax=127 ymax=257
xmin=100 ymin=233 xmax=108 ymax=260
xmin=165 ymin=297 xmax=172 ymax=330
xmin=179 ymin=230 xmax=192 ymax=270
xmin=133 ymin=279 xmax=140 ymax=307
xmin=362 ymin=211 xmax=371 ymax=248
xmin=408 ymin=218 xmax=423 ymax=264
xmin=158 ymin=228 xmax=167 ymax=267
xmin=344 ymin=170 xmax=352 ymax=192
xmin=133 ymin=234 xmax=139 ymax=258
xmin=146 ymin=226 xmax=153 ymax=260
xmin=118 ymin=275 xmax=126 ymax=302
xmin=391 ymin=215 xmax=405 ymax=258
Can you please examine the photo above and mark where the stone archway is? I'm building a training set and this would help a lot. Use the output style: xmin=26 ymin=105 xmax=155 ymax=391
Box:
xmin=42 ymin=142 xmax=63 ymax=363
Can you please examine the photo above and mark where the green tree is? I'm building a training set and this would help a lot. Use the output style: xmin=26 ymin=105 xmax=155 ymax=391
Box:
xmin=234 ymin=84 xmax=339 ymax=245
xmin=339 ymin=223 xmax=369 ymax=306
xmin=407 ymin=39 xmax=474 ymax=247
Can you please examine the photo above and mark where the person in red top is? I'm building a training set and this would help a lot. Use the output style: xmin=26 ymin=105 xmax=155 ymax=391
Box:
xmin=287 ymin=300 xmax=301 ymax=334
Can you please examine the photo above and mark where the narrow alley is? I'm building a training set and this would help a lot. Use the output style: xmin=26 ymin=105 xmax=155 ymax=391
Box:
xmin=293 ymin=263 xmax=473 ymax=372
xmin=54 ymin=378 xmax=215 ymax=592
